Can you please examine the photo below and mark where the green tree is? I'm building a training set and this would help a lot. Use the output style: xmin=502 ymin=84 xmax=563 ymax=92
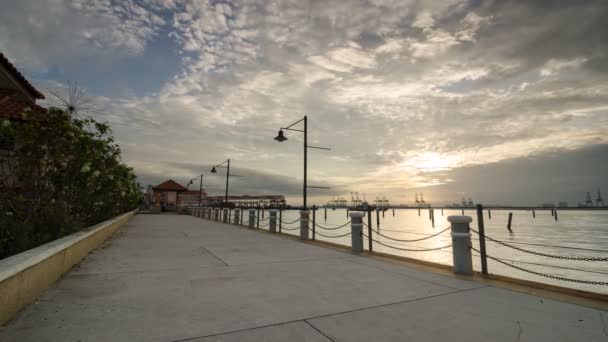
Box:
xmin=0 ymin=108 xmax=140 ymax=259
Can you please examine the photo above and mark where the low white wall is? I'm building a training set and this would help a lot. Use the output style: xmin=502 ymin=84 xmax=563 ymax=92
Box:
xmin=0 ymin=211 xmax=136 ymax=325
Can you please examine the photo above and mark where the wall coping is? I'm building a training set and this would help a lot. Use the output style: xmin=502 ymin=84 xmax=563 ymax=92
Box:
xmin=0 ymin=210 xmax=135 ymax=282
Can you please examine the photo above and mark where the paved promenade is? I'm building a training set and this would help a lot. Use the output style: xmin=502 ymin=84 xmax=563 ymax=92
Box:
xmin=1 ymin=214 xmax=606 ymax=341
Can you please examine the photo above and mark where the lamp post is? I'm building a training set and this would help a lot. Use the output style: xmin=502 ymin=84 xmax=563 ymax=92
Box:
xmin=211 ymin=159 xmax=230 ymax=206
xmin=187 ymin=173 xmax=204 ymax=207
xmin=274 ymin=115 xmax=330 ymax=209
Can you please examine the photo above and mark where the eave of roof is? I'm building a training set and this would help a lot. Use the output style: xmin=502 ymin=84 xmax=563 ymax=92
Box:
xmin=0 ymin=52 xmax=45 ymax=100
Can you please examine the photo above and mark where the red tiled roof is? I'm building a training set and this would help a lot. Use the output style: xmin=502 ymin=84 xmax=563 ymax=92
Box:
xmin=0 ymin=89 xmax=47 ymax=120
xmin=0 ymin=53 xmax=45 ymax=99
xmin=153 ymin=179 xmax=187 ymax=191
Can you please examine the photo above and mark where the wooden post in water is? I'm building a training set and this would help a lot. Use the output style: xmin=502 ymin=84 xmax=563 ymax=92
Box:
xmin=488 ymin=209 xmax=491 ymax=220
xmin=279 ymin=209 xmax=282 ymax=232
xmin=392 ymin=208 xmax=395 ymax=216
xmin=418 ymin=208 xmax=421 ymax=216
xmin=532 ymin=209 xmax=535 ymax=218
xmin=324 ymin=206 xmax=327 ymax=221
xmin=507 ymin=212 xmax=513 ymax=232
xmin=382 ymin=209 xmax=385 ymax=218
xmin=428 ymin=209 xmax=432 ymax=220
xmin=476 ymin=204 xmax=489 ymax=275
xmin=554 ymin=209 xmax=558 ymax=221
xmin=441 ymin=209 xmax=444 ymax=216
xmin=431 ymin=209 xmax=435 ymax=228
xmin=376 ymin=209 xmax=380 ymax=228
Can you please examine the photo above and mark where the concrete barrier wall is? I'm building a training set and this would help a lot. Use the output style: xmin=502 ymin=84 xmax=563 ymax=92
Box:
xmin=0 ymin=211 xmax=136 ymax=325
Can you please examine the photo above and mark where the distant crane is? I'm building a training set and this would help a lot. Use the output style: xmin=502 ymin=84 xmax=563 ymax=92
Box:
xmin=585 ymin=192 xmax=594 ymax=207
xmin=597 ymin=189 xmax=605 ymax=207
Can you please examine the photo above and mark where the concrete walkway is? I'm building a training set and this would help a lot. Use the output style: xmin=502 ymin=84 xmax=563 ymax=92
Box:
xmin=1 ymin=214 xmax=606 ymax=341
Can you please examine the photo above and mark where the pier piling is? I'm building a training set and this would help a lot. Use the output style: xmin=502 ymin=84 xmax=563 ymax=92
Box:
xmin=269 ymin=210 xmax=277 ymax=233
xmin=533 ymin=209 xmax=535 ymax=218
xmin=367 ymin=209 xmax=373 ymax=252
xmin=507 ymin=212 xmax=513 ymax=232
xmin=279 ymin=209 xmax=282 ymax=232
xmin=324 ymin=207 xmax=327 ymax=221
xmin=312 ymin=205 xmax=316 ymax=240
xmin=376 ymin=209 xmax=380 ymax=228
xmin=349 ymin=212 xmax=364 ymax=253
xmin=300 ymin=210 xmax=310 ymax=240
xmin=554 ymin=209 xmax=558 ymax=221
xmin=448 ymin=215 xmax=473 ymax=275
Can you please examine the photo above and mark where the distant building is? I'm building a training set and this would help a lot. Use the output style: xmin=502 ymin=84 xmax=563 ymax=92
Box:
xmin=557 ymin=202 xmax=569 ymax=208
xmin=541 ymin=203 xmax=555 ymax=208
xmin=204 ymin=195 xmax=286 ymax=208
xmin=181 ymin=190 xmax=207 ymax=207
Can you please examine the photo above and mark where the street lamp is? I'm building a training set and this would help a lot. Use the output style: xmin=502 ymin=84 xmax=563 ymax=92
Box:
xmin=210 ymin=159 xmax=230 ymax=206
xmin=187 ymin=173 xmax=204 ymax=207
xmin=274 ymin=115 xmax=330 ymax=209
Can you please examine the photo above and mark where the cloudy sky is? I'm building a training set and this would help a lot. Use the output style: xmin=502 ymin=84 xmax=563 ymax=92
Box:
xmin=2 ymin=0 xmax=607 ymax=206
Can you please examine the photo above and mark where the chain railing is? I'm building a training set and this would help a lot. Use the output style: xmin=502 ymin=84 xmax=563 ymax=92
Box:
xmin=314 ymin=221 xmax=351 ymax=230
xmin=471 ymin=247 xmax=608 ymax=286
xmin=470 ymin=228 xmax=608 ymax=261
xmin=363 ymin=233 xmax=452 ymax=252
xmin=372 ymin=226 xmax=451 ymax=243
xmin=310 ymin=227 xmax=352 ymax=238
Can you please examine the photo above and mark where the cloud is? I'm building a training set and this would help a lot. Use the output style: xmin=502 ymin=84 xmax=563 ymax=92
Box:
xmin=5 ymin=0 xmax=608 ymax=206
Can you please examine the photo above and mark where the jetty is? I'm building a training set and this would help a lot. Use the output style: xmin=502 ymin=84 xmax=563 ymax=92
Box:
xmin=1 ymin=214 xmax=606 ymax=341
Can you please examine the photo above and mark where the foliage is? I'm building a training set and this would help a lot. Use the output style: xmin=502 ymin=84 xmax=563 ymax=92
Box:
xmin=0 ymin=109 xmax=140 ymax=259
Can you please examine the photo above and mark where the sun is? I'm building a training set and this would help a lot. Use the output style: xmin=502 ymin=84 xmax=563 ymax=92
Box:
xmin=411 ymin=152 xmax=457 ymax=172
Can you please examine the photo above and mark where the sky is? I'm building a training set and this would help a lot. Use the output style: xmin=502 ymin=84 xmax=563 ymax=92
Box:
xmin=1 ymin=0 xmax=607 ymax=206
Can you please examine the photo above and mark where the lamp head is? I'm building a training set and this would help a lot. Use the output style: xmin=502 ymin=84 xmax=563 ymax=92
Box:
xmin=211 ymin=166 xmax=217 ymax=173
xmin=274 ymin=129 xmax=287 ymax=142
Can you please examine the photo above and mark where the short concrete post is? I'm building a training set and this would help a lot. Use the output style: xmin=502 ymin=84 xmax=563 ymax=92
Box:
xmin=300 ymin=210 xmax=310 ymax=240
xmin=248 ymin=209 xmax=256 ymax=228
xmin=214 ymin=208 xmax=220 ymax=221
xmin=448 ymin=215 xmax=473 ymax=275
xmin=222 ymin=208 xmax=229 ymax=223
xmin=349 ymin=212 xmax=364 ymax=253
xmin=269 ymin=209 xmax=277 ymax=233
xmin=234 ymin=209 xmax=241 ymax=225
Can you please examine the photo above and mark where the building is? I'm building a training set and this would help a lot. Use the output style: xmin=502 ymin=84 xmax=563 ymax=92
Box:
xmin=152 ymin=179 xmax=208 ymax=210
xmin=0 ymin=52 xmax=47 ymax=152
xmin=204 ymin=195 xmax=286 ymax=208
xmin=0 ymin=52 xmax=46 ymax=122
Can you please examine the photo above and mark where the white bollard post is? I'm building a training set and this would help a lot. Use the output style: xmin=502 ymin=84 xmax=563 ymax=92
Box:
xmin=234 ymin=209 xmax=241 ymax=225
xmin=349 ymin=212 xmax=365 ymax=253
xmin=222 ymin=208 xmax=229 ymax=223
xmin=248 ymin=209 xmax=256 ymax=228
xmin=300 ymin=210 xmax=310 ymax=240
xmin=448 ymin=215 xmax=473 ymax=275
xmin=214 ymin=208 xmax=220 ymax=221
xmin=269 ymin=209 xmax=278 ymax=233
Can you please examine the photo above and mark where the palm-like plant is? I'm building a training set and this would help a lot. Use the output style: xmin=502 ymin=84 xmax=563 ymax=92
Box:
xmin=49 ymin=82 xmax=97 ymax=120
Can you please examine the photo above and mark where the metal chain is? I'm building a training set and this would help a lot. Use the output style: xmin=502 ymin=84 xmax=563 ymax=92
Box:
xmin=363 ymin=233 xmax=453 ymax=252
xmin=281 ymin=225 xmax=300 ymax=231
xmin=280 ymin=218 xmax=300 ymax=225
xmin=471 ymin=247 xmax=608 ymax=286
xmin=259 ymin=221 xmax=270 ymax=228
xmin=310 ymin=228 xmax=352 ymax=238
xmin=314 ymin=221 xmax=351 ymax=230
xmin=373 ymin=226 xmax=451 ymax=243
xmin=470 ymin=228 xmax=608 ymax=261
xmin=259 ymin=216 xmax=270 ymax=222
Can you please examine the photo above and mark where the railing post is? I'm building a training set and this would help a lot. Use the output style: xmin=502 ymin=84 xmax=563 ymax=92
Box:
xmin=312 ymin=205 xmax=316 ymax=241
xmin=256 ymin=207 xmax=260 ymax=229
xmin=269 ymin=209 xmax=277 ymax=233
xmin=222 ymin=208 xmax=229 ymax=223
xmin=349 ymin=211 xmax=364 ymax=253
xmin=214 ymin=208 xmax=219 ymax=221
xmin=279 ymin=209 xmax=283 ymax=233
xmin=448 ymin=215 xmax=473 ymax=275
xmin=240 ymin=208 xmax=244 ymax=225
xmin=248 ymin=209 xmax=256 ymax=228
xmin=300 ymin=210 xmax=310 ymax=240
xmin=475 ymin=204 xmax=489 ymax=276
xmin=234 ymin=208 xmax=241 ymax=225
xmin=367 ymin=209 xmax=373 ymax=253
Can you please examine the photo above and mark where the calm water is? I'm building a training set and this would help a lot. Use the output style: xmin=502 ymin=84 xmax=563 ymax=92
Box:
xmin=259 ymin=208 xmax=608 ymax=294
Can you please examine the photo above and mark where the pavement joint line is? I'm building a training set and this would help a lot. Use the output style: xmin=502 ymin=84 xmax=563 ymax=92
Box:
xmin=344 ymin=257 xmax=486 ymax=292
xmin=167 ymin=287 xmax=481 ymax=342
xmin=200 ymin=246 xmax=229 ymax=266
xmin=304 ymin=319 xmax=336 ymax=342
